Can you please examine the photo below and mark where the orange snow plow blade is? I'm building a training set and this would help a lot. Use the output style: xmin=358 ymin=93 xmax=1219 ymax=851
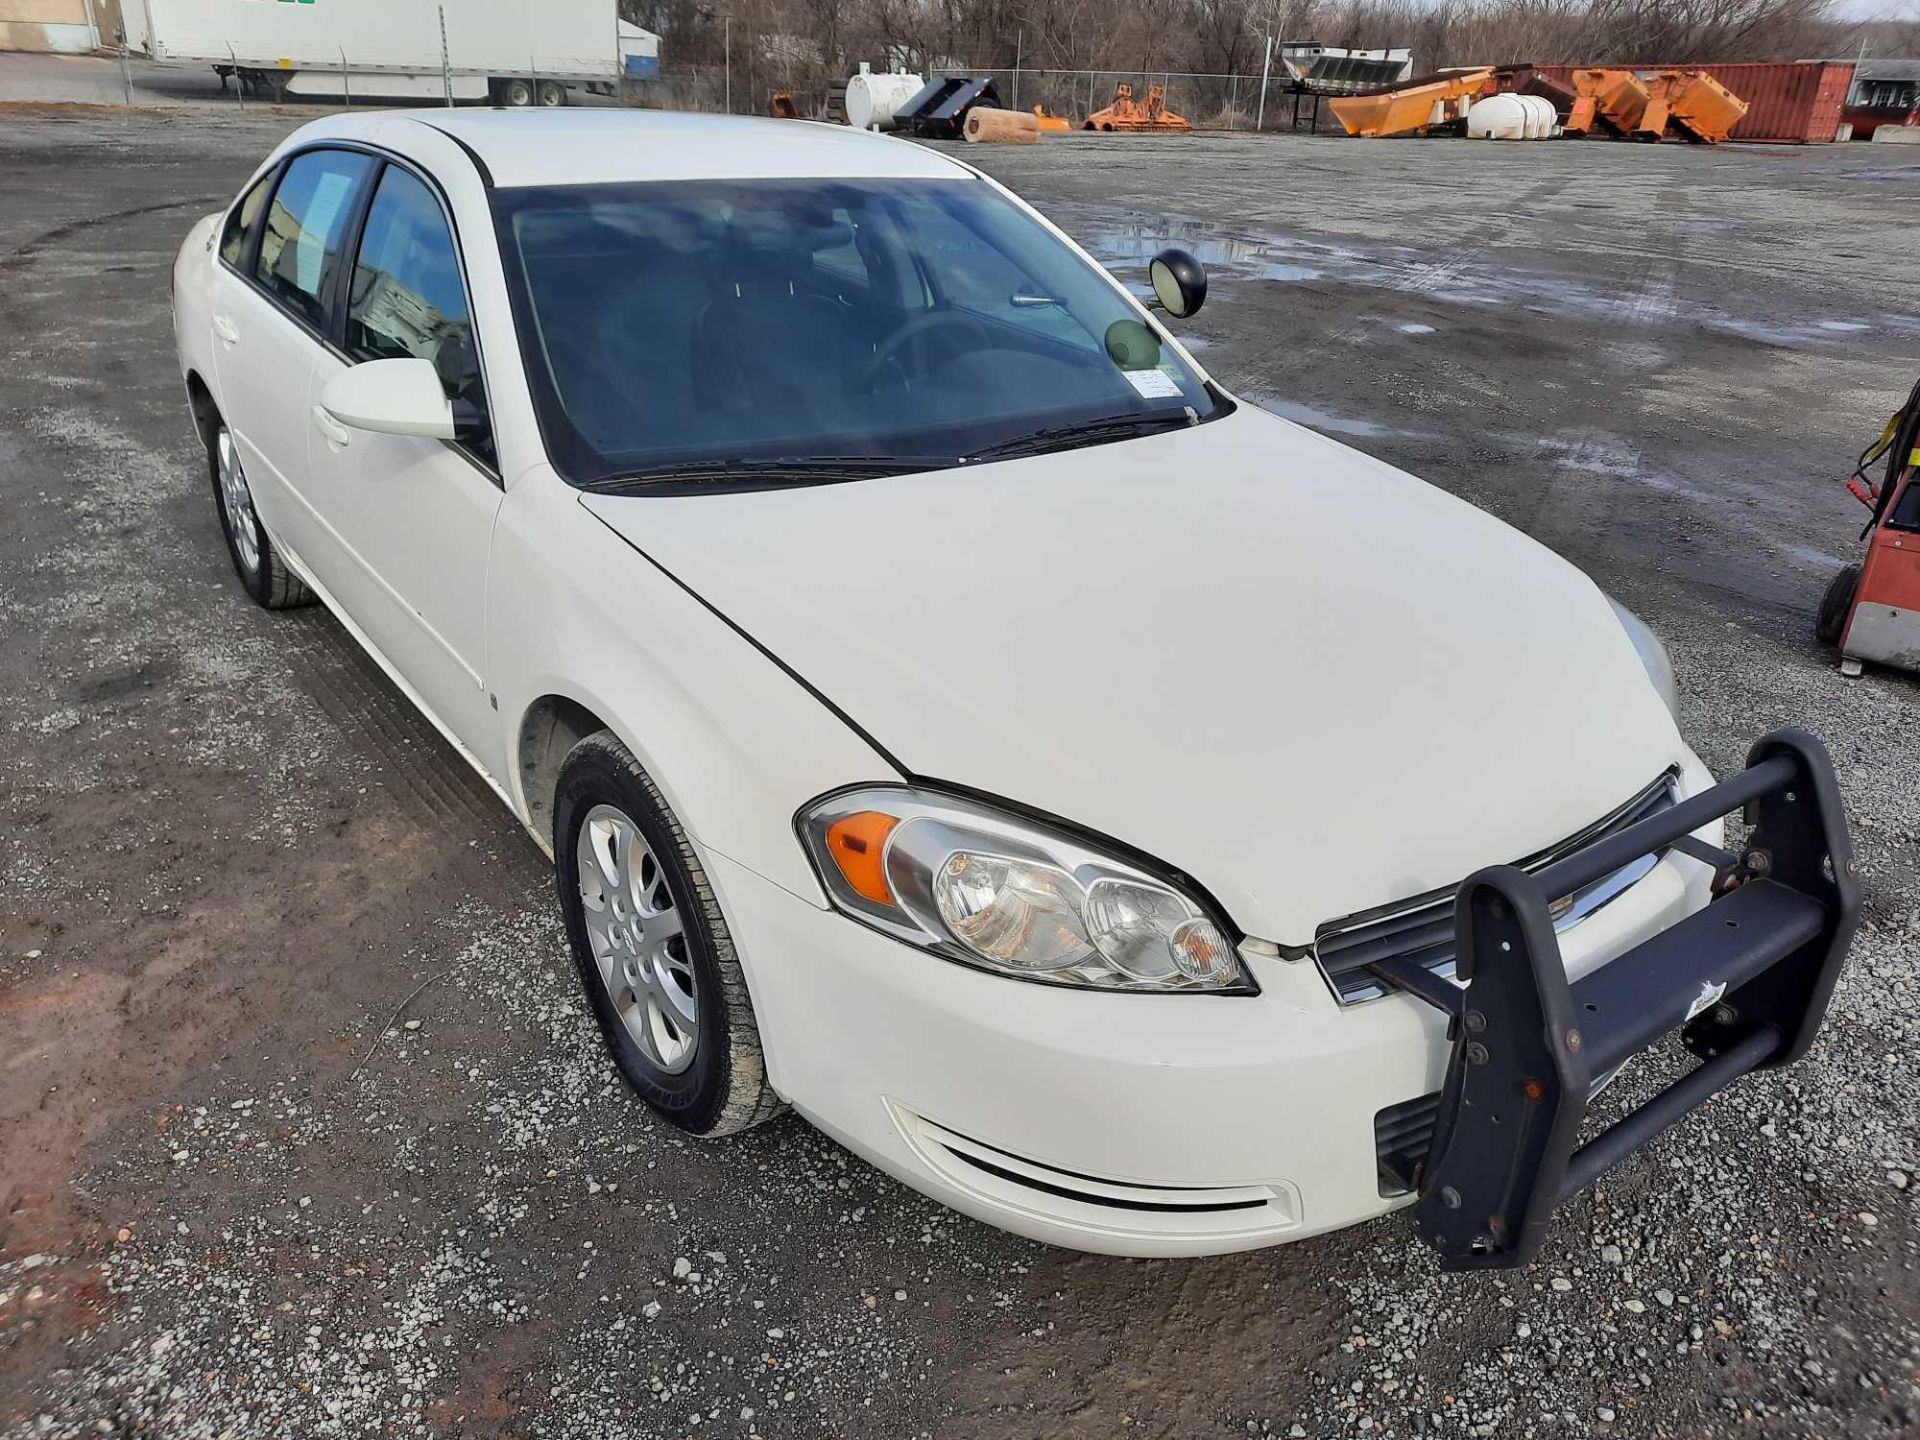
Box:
xmin=1328 ymin=68 xmax=1494 ymax=138
xmin=1649 ymin=70 xmax=1749 ymax=143
xmin=1570 ymin=66 xmax=1749 ymax=143
xmin=1569 ymin=68 xmax=1650 ymax=137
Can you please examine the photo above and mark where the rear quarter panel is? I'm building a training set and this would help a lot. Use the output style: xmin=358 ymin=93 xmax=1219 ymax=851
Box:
xmin=172 ymin=212 xmax=222 ymax=400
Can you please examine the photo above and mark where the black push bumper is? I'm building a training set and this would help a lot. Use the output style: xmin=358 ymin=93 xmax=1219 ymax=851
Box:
xmin=1387 ymin=729 xmax=1859 ymax=1271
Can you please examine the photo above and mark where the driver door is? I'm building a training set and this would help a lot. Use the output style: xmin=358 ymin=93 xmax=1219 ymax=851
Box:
xmin=305 ymin=160 xmax=505 ymax=777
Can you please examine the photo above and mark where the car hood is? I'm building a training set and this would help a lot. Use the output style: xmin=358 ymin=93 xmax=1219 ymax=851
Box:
xmin=581 ymin=405 xmax=1685 ymax=945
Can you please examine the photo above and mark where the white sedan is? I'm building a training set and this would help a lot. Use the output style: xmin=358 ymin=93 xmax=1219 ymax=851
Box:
xmin=171 ymin=110 xmax=1856 ymax=1264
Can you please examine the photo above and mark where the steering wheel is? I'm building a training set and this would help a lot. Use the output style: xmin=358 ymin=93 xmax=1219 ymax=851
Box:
xmin=859 ymin=309 xmax=987 ymax=392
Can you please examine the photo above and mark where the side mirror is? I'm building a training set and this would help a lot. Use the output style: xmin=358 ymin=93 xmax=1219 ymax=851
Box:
xmin=320 ymin=356 xmax=456 ymax=440
xmin=1148 ymin=247 xmax=1208 ymax=319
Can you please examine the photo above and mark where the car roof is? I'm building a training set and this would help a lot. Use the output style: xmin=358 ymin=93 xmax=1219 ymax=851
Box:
xmin=297 ymin=109 xmax=976 ymax=189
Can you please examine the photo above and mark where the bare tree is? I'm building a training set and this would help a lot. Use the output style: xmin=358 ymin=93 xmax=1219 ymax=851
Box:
xmin=628 ymin=0 xmax=1852 ymax=117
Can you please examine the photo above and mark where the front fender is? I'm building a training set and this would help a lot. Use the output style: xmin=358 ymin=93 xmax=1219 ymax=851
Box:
xmin=488 ymin=466 xmax=898 ymax=905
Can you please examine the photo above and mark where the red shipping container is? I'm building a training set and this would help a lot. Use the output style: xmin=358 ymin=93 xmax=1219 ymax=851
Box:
xmin=1509 ymin=61 xmax=1855 ymax=142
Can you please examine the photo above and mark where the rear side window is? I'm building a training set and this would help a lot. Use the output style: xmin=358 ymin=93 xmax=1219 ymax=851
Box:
xmin=255 ymin=149 xmax=374 ymax=328
xmin=219 ymin=172 xmax=271 ymax=269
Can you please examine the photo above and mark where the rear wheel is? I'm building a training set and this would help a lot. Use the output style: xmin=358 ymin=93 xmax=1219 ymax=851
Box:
xmin=553 ymin=732 xmax=782 ymax=1137
xmin=537 ymin=80 xmax=567 ymax=107
xmin=1815 ymin=563 xmax=1859 ymax=647
xmin=499 ymin=77 xmax=535 ymax=107
xmin=206 ymin=417 xmax=312 ymax=610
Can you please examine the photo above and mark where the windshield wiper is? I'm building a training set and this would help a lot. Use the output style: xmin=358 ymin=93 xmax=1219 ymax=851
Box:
xmin=583 ymin=454 xmax=953 ymax=493
xmin=961 ymin=408 xmax=1196 ymax=464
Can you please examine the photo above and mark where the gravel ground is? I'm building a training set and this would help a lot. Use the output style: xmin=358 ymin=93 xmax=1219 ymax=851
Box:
xmin=0 ymin=99 xmax=1916 ymax=1440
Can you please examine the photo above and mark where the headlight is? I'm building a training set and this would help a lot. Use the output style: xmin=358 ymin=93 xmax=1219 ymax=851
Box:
xmin=1608 ymin=600 xmax=1678 ymax=719
xmin=797 ymin=788 xmax=1251 ymax=993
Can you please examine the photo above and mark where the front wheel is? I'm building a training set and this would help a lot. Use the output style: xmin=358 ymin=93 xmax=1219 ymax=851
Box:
xmin=1815 ymin=563 xmax=1859 ymax=647
xmin=553 ymin=732 xmax=783 ymax=1137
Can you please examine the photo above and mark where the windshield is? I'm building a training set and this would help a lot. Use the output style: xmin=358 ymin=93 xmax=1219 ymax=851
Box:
xmin=490 ymin=176 xmax=1221 ymax=487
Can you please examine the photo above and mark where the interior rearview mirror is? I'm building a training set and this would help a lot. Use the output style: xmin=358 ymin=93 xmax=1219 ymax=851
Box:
xmin=320 ymin=357 xmax=457 ymax=441
xmin=1103 ymin=319 xmax=1162 ymax=370
xmin=1148 ymin=247 xmax=1208 ymax=320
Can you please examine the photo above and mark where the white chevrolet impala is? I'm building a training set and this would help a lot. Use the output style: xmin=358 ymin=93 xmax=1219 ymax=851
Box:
xmin=172 ymin=111 xmax=1857 ymax=1266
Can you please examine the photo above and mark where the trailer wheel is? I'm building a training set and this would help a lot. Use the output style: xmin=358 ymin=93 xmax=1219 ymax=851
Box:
xmin=498 ymin=77 xmax=535 ymax=107
xmin=537 ymin=80 xmax=567 ymax=107
xmin=242 ymin=67 xmax=290 ymax=103
xmin=1815 ymin=564 xmax=1859 ymax=647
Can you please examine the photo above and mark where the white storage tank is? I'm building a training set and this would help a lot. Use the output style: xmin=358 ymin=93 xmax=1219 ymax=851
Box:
xmin=1520 ymin=93 xmax=1558 ymax=138
xmin=1470 ymin=92 xmax=1558 ymax=139
xmin=1469 ymin=93 xmax=1525 ymax=139
xmin=846 ymin=63 xmax=925 ymax=131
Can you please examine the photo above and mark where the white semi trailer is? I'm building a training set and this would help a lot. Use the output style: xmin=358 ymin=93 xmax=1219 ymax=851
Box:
xmin=122 ymin=0 xmax=660 ymax=106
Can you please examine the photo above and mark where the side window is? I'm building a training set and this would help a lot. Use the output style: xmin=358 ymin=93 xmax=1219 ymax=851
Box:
xmin=345 ymin=165 xmax=490 ymax=461
xmin=219 ymin=172 xmax=272 ymax=269
xmin=255 ymin=149 xmax=374 ymax=329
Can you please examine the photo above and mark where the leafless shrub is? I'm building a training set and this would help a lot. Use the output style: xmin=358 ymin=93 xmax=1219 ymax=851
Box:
xmin=622 ymin=0 xmax=1864 ymax=115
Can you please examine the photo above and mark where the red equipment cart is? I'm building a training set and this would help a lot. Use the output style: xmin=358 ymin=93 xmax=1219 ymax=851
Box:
xmin=1818 ymin=376 xmax=1920 ymax=677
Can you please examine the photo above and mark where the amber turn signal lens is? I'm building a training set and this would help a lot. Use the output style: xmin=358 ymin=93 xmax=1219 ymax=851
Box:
xmin=825 ymin=811 xmax=900 ymax=905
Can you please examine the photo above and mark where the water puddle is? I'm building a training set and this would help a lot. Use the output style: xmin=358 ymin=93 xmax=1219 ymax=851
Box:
xmin=1083 ymin=226 xmax=1343 ymax=286
xmin=1079 ymin=214 xmax=1882 ymax=351
xmin=1253 ymin=395 xmax=1439 ymax=441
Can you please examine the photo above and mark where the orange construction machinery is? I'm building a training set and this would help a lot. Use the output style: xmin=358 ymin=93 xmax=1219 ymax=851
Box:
xmin=1083 ymin=83 xmax=1191 ymax=132
xmin=1558 ymin=67 xmax=1748 ymax=142
xmin=1334 ymin=63 xmax=1751 ymax=143
xmin=1032 ymin=103 xmax=1072 ymax=132
xmin=1327 ymin=68 xmax=1494 ymax=138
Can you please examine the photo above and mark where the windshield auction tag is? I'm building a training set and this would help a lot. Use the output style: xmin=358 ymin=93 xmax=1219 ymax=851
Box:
xmin=1123 ymin=367 xmax=1182 ymax=400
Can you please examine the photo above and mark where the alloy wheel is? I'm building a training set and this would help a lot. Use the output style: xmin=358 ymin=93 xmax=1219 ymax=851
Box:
xmin=576 ymin=803 xmax=700 ymax=1074
xmin=216 ymin=427 xmax=260 ymax=576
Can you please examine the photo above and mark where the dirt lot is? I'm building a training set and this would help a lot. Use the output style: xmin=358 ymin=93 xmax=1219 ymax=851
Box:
xmin=1 ymin=101 xmax=1917 ymax=1440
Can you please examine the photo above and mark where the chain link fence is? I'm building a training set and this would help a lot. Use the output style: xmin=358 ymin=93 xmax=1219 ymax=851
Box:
xmin=664 ymin=63 xmax=1313 ymax=132
xmin=100 ymin=17 xmax=1331 ymax=133
xmin=929 ymin=68 xmax=1266 ymax=131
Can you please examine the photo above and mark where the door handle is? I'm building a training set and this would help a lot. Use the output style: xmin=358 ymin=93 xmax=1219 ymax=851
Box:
xmin=311 ymin=405 xmax=353 ymax=449
xmin=212 ymin=313 xmax=239 ymax=345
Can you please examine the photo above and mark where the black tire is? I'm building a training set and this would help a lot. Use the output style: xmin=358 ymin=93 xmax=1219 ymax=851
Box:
xmin=553 ymin=732 xmax=783 ymax=1137
xmin=1815 ymin=563 xmax=1859 ymax=647
xmin=204 ymin=413 xmax=313 ymax=610
xmin=536 ymin=80 xmax=567 ymax=107
xmin=499 ymin=77 xmax=535 ymax=107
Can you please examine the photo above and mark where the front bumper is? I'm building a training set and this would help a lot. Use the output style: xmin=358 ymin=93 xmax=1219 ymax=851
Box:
xmin=1408 ymin=729 xmax=1858 ymax=1269
xmin=697 ymin=758 xmax=1727 ymax=1257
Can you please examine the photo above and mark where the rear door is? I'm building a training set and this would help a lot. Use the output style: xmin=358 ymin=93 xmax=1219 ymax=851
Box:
xmin=210 ymin=147 xmax=377 ymax=573
xmin=304 ymin=159 xmax=504 ymax=773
